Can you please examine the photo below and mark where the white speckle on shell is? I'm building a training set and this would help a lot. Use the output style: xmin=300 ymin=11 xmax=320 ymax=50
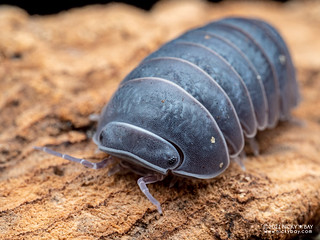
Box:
xmin=279 ymin=54 xmax=286 ymax=64
xmin=211 ymin=136 xmax=215 ymax=143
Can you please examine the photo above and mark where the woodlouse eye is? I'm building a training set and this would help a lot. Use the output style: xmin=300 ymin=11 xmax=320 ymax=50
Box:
xmin=168 ymin=157 xmax=177 ymax=166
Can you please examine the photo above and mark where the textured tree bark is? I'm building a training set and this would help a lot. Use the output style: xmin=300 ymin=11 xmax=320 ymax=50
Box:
xmin=0 ymin=1 xmax=320 ymax=239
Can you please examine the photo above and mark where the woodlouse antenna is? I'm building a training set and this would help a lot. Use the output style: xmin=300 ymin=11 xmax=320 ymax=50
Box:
xmin=33 ymin=146 xmax=114 ymax=169
xmin=137 ymin=174 xmax=165 ymax=215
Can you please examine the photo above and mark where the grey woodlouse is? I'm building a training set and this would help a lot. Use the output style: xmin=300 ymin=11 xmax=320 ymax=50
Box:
xmin=35 ymin=17 xmax=300 ymax=214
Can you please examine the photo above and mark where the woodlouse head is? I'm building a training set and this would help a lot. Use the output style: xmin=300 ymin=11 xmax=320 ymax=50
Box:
xmin=97 ymin=121 xmax=182 ymax=175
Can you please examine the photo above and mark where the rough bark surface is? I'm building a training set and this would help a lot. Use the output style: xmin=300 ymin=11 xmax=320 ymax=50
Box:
xmin=0 ymin=1 xmax=320 ymax=239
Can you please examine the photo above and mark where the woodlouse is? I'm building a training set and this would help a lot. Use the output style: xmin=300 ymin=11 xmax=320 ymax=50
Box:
xmin=35 ymin=17 xmax=300 ymax=214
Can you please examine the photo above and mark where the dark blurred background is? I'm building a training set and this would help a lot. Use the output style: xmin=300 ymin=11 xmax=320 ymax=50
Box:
xmin=1 ymin=0 xmax=291 ymax=15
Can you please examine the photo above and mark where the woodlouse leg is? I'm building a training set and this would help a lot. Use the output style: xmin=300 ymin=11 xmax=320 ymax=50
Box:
xmin=247 ymin=137 xmax=260 ymax=156
xmin=287 ymin=116 xmax=305 ymax=127
xmin=107 ymin=163 xmax=129 ymax=176
xmin=137 ymin=174 xmax=165 ymax=215
xmin=94 ymin=148 xmax=102 ymax=154
xmin=33 ymin=146 xmax=115 ymax=169
xmin=89 ymin=113 xmax=100 ymax=122
xmin=119 ymin=161 xmax=157 ymax=176
xmin=169 ymin=176 xmax=179 ymax=188
xmin=232 ymin=150 xmax=246 ymax=171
